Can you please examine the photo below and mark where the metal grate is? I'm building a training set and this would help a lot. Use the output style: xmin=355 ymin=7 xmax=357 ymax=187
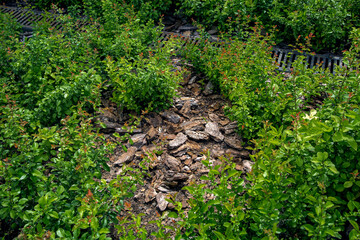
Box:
xmin=271 ymin=47 xmax=343 ymax=74
xmin=0 ymin=5 xmax=88 ymax=34
xmin=161 ymin=31 xmax=345 ymax=74
xmin=1 ymin=5 xmax=345 ymax=74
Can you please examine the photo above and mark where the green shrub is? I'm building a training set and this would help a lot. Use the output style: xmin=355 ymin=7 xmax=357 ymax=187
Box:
xmin=0 ymin=96 xmax=138 ymax=239
xmin=168 ymin=26 xmax=360 ymax=240
xmin=83 ymin=0 xmax=173 ymax=23
xmin=0 ymin=7 xmax=158 ymax=238
xmin=107 ymin=38 xmax=182 ymax=113
xmin=178 ymin=0 xmax=360 ymax=52
xmin=0 ymin=12 xmax=21 ymax=80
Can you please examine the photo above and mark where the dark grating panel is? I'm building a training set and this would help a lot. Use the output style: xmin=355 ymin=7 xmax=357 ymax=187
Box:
xmin=1 ymin=5 xmax=345 ymax=74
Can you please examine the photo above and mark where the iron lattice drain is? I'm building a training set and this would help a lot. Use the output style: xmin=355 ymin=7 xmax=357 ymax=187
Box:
xmin=160 ymin=31 xmax=345 ymax=74
xmin=1 ymin=5 xmax=345 ymax=74
xmin=271 ymin=47 xmax=344 ymax=73
xmin=0 ymin=5 xmax=88 ymax=39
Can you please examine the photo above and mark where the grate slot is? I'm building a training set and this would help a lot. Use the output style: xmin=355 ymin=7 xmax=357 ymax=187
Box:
xmin=11 ymin=10 xmax=24 ymax=18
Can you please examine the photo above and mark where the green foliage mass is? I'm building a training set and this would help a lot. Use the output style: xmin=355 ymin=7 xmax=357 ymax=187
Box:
xmin=2 ymin=0 xmax=360 ymax=238
xmin=179 ymin=0 xmax=360 ymax=51
xmin=0 ymin=1 xmax=180 ymax=238
xmin=23 ymin=0 xmax=360 ymax=51
xmin=171 ymin=25 xmax=360 ymax=239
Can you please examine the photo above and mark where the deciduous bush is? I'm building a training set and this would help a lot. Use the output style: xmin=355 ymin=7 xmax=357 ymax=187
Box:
xmin=107 ymin=37 xmax=182 ymax=113
xmin=169 ymin=26 xmax=360 ymax=240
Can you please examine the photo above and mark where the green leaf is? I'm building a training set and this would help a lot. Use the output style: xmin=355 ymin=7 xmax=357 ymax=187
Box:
xmin=329 ymin=166 xmax=339 ymax=174
xmin=213 ymin=231 xmax=226 ymax=240
xmin=344 ymin=181 xmax=353 ymax=188
xmin=122 ymin=145 xmax=127 ymax=152
xmin=227 ymin=169 xmax=239 ymax=179
xmin=303 ymin=224 xmax=314 ymax=233
xmin=10 ymin=210 xmax=15 ymax=219
xmin=350 ymin=220 xmax=359 ymax=232
xmin=32 ymin=169 xmax=43 ymax=178
xmin=209 ymin=169 xmax=220 ymax=175
xmin=99 ymin=228 xmax=110 ymax=234
xmin=90 ymin=217 xmax=99 ymax=230
xmin=38 ymin=196 xmax=47 ymax=206
xmin=325 ymin=201 xmax=334 ymax=209
xmin=317 ymin=152 xmax=328 ymax=161
xmin=167 ymin=212 xmax=178 ymax=218
xmin=325 ymin=229 xmax=337 ymax=237
xmin=315 ymin=206 xmax=321 ymax=216
xmin=348 ymin=201 xmax=356 ymax=212
xmin=200 ymin=176 xmax=210 ymax=181
xmin=57 ymin=228 xmax=66 ymax=238
xmin=49 ymin=211 xmax=59 ymax=219
xmin=18 ymin=198 xmax=28 ymax=205
xmin=333 ymin=131 xmax=357 ymax=150
xmin=69 ymin=185 xmax=80 ymax=191
xmin=306 ymin=195 xmax=317 ymax=203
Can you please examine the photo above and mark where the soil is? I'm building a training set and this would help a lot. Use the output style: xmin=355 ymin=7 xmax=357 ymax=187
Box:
xmin=95 ymin=58 xmax=253 ymax=238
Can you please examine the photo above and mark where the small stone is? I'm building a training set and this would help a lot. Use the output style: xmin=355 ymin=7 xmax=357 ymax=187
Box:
xmin=192 ymin=84 xmax=201 ymax=96
xmin=184 ymin=158 xmax=192 ymax=166
xmin=180 ymin=101 xmax=192 ymax=114
xmin=130 ymin=133 xmax=147 ymax=148
xmin=145 ymin=187 xmax=157 ymax=203
xmin=209 ymin=102 xmax=221 ymax=111
xmin=183 ymin=166 xmax=191 ymax=172
xmin=203 ymin=81 xmax=214 ymax=95
xmin=242 ymin=160 xmax=254 ymax=172
xmin=239 ymin=150 xmax=250 ymax=158
xmin=146 ymin=113 xmax=162 ymax=127
xmin=219 ymin=119 xmax=230 ymax=126
xmin=188 ymin=76 xmax=197 ymax=84
xmin=225 ymin=149 xmax=243 ymax=160
xmin=168 ymin=173 xmax=189 ymax=181
xmin=161 ymin=111 xmax=181 ymax=124
xmin=180 ymin=120 xmax=206 ymax=131
xmin=156 ymin=193 xmax=168 ymax=211
xmin=211 ymin=145 xmax=226 ymax=158
xmin=205 ymin=122 xmax=224 ymax=142
xmin=168 ymin=132 xmax=188 ymax=149
xmin=98 ymin=117 xmax=121 ymax=129
xmin=195 ymin=155 xmax=206 ymax=162
xmin=208 ymin=113 xmax=220 ymax=122
xmin=113 ymin=146 xmax=137 ymax=166
xmin=161 ymin=134 xmax=177 ymax=141
xmin=190 ymin=162 xmax=203 ymax=172
xmin=174 ymin=97 xmax=199 ymax=109
xmin=157 ymin=186 xmax=171 ymax=193
xmin=224 ymin=136 xmax=243 ymax=150
xmin=147 ymin=126 xmax=158 ymax=141
xmin=180 ymin=155 xmax=191 ymax=161
xmin=185 ymin=130 xmax=209 ymax=141
xmin=170 ymin=141 xmax=201 ymax=156
xmin=165 ymin=154 xmax=181 ymax=171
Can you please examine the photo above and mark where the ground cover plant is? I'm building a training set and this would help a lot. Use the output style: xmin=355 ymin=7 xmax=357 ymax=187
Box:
xmin=13 ymin=0 xmax=360 ymax=52
xmin=178 ymin=0 xmax=360 ymax=52
xmin=170 ymin=23 xmax=360 ymax=239
xmin=0 ymin=1 xmax=182 ymax=238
